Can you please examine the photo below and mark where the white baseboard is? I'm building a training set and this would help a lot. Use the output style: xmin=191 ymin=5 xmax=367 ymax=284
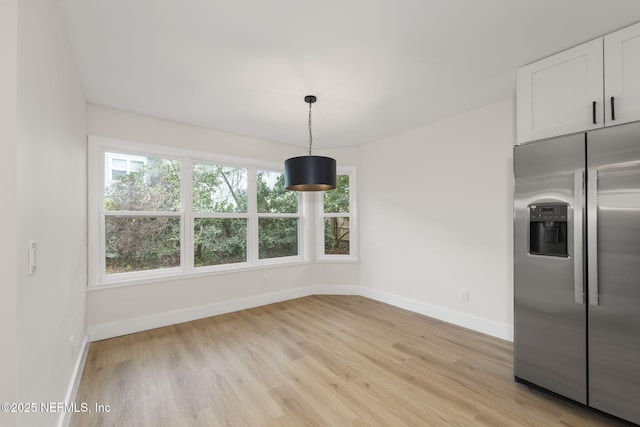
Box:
xmin=89 ymin=285 xmax=513 ymax=343
xmin=89 ymin=286 xmax=313 ymax=342
xmin=58 ymin=335 xmax=90 ymax=427
xmin=359 ymin=288 xmax=513 ymax=342
xmin=308 ymin=284 xmax=364 ymax=295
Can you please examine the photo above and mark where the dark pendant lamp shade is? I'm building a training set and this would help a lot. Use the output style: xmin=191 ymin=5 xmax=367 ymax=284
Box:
xmin=284 ymin=155 xmax=336 ymax=191
xmin=284 ymin=95 xmax=337 ymax=191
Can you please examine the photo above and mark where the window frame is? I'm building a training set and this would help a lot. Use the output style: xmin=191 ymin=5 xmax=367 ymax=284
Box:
xmin=88 ymin=136 xmax=304 ymax=287
xmin=316 ymin=166 xmax=358 ymax=262
xmin=255 ymin=168 xmax=302 ymax=263
xmin=190 ymin=160 xmax=251 ymax=270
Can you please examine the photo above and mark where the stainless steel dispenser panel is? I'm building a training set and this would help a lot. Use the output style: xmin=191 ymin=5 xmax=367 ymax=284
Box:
xmin=514 ymin=133 xmax=587 ymax=404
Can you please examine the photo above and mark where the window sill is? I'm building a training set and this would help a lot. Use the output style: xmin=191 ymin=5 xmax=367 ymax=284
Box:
xmin=314 ymin=257 xmax=360 ymax=264
xmin=87 ymin=259 xmax=311 ymax=291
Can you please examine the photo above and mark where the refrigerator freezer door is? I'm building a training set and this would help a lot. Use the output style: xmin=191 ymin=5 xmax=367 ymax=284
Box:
xmin=514 ymin=134 xmax=587 ymax=404
xmin=587 ymin=122 xmax=640 ymax=424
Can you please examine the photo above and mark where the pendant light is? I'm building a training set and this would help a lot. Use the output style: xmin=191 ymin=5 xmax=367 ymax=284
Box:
xmin=284 ymin=95 xmax=336 ymax=191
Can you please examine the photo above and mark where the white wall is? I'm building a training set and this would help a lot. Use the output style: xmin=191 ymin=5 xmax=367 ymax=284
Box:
xmin=15 ymin=1 xmax=87 ymax=426
xmin=0 ymin=1 xmax=19 ymax=426
xmin=359 ymin=99 xmax=515 ymax=340
xmin=86 ymin=105 xmax=360 ymax=340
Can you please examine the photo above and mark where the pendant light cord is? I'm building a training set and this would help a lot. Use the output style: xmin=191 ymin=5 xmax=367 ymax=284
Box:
xmin=308 ymin=100 xmax=313 ymax=156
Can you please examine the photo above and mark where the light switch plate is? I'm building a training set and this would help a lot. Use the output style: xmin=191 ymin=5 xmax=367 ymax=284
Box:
xmin=28 ymin=241 xmax=36 ymax=275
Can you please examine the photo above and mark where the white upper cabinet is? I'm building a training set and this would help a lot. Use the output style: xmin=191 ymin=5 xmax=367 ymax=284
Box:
xmin=517 ymin=39 xmax=603 ymax=144
xmin=517 ymin=22 xmax=640 ymax=144
xmin=604 ymin=22 xmax=640 ymax=126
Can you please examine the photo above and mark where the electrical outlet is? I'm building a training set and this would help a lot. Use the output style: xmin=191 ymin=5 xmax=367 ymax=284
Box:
xmin=262 ymin=276 xmax=268 ymax=286
xmin=69 ymin=336 xmax=75 ymax=357
xmin=461 ymin=290 xmax=470 ymax=302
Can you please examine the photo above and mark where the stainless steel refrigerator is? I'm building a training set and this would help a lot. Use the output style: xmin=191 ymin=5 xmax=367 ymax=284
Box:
xmin=514 ymin=121 xmax=640 ymax=425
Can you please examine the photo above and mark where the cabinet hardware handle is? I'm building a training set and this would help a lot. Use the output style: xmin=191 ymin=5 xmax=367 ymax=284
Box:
xmin=611 ymin=96 xmax=616 ymax=121
xmin=592 ymin=101 xmax=597 ymax=124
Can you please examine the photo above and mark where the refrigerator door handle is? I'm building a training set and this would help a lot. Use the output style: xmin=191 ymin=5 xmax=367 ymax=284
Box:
xmin=588 ymin=167 xmax=599 ymax=306
xmin=574 ymin=172 xmax=585 ymax=304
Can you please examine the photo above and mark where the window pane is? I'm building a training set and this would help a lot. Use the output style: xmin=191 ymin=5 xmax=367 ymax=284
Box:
xmin=112 ymin=170 xmax=126 ymax=180
xmin=130 ymin=160 xmax=144 ymax=171
xmin=324 ymin=175 xmax=350 ymax=213
xmin=105 ymin=153 xmax=181 ymax=212
xmin=193 ymin=163 xmax=248 ymax=213
xmin=257 ymin=170 xmax=298 ymax=213
xmin=105 ymin=216 xmax=181 ymax=274
xmin=259 ymin=218 xmax=298 ymax=259
xmin=112 ymin=158 xmax=127 ymax=170
xmin=324 ymin=217 xmax=350 ymax=255
xmin=194 ymin=218 xmax=247 ymax=267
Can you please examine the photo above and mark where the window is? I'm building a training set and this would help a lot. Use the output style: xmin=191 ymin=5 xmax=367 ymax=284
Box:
xmin=257 ymin=170 xmax=299 ymax=260
xmin=192 ymin=163 xmax=248 ymax=267
xmin=318 ymin=168 xmax=357 ymax=260
xmin=89 ymin=137 xmax=303 ymax=285
xmin=103 ymin=154 xmax=181 ymax=275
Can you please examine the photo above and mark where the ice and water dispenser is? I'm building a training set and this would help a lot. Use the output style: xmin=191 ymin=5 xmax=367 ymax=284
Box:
xmin=529 ymin=203 xmax=568 ymax=257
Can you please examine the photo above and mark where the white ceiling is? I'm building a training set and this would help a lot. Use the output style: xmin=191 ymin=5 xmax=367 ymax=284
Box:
xmin=59 ymin=0 xmax=640 ymax=149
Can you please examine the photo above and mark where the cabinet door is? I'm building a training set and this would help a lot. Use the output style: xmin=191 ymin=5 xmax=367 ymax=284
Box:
xmin=517 ymin=38 xmax=603 ymax=144
xmin=604 ymin=22 xmax=640 ymax=127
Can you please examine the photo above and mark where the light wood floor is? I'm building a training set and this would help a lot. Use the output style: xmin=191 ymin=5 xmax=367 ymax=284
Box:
xmin=71 ymin=295 xmax=624 ymax=426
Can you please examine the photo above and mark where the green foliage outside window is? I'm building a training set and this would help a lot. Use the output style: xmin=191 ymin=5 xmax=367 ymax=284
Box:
xmin=193 ymin=164 xmax=248 ymax=213
xmin=104 ymin=157 xmax=181 ymax=273
xmin=259 ymin=218 xmax=298 ymax=259
xmin=257 ymin=171 xmax=299 ymax=259
xmin=193 ymin=164 xmax=248 ymax=267
xmin=324 ymin=175 xmax=350 ymax=254
xmin=104 ymin=157 xmax=181 ymax=212
xmin=105 ymin=216 xmax=181 ymax=273
xmin=194 ymin=218 xmax=247 ymax=267
xmin=104 ymin=157 xmax=300 ymax=274
xmin=323 ymin=175 xmax=349 ymax=213
xmin=257 ymin=171 xmax=297 ymax=213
